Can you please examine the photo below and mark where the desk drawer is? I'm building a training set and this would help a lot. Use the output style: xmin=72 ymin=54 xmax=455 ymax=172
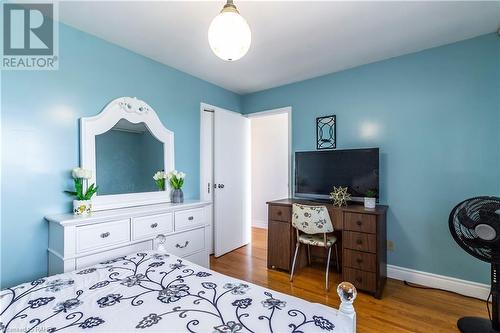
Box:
xmin=344 ymin=249 xmax=377 ymax=272
xmin=175 ymin=208 xmax=205 ymax=231
xmin=343 ymin=231 xmax=376 ymax=253
xmin=344 ymin=212 xmax=376 ymax=234
xmin=344 ymin=267 xmax=377 ymax=292
xmin=132 ymin=213 xmax=173 ymax=240
xmin=164 ymin=228 xmax=205 ymax=257
xmin=269 ymin=205 xmax=291 ymax=222
xmin=76 ymin=219 xmax=130 ymax=253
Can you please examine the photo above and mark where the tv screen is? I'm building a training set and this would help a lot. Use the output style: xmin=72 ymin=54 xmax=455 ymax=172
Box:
xmin=295 ymin=148 xmax=379 ymax=200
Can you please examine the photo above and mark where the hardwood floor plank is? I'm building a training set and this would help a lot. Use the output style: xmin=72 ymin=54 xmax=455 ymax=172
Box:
xmin=210 ymin=227 xmax=487 ymax=333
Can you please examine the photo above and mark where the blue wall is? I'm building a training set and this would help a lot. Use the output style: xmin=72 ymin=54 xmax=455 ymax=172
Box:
xmin=1 ymin=23 xmax=241 ymax=288
xmin=1 ymin=20 xmax=498 ymax=289
xmin=242 ymin=33 xmax=500 ymax=284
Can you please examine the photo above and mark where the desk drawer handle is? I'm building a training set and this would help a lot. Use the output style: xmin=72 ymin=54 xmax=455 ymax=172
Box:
xmin=176 ymin=241 xmax=189 ymax=249
xmin=356 ymin=239 xmax=363 ymax=245
xmin=277 ymin=211 xmax=282 ymax=216
xmin=100 ymin=232 xmax=110 ymax=238
xmin=356 ymin=220 xmax=362 ymax=226
xmin=356 ymin=258 xmax=363 ymax=264
xmin=188 ymin=216 xmax=194 ymax=221
xmin=150 ymin=223 xmax=158 ymax=228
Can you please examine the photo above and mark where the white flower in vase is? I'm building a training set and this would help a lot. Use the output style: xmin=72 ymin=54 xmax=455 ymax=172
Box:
xmin=166 ymin=170 xmax=186 ymax=203
xmin=66 ymin=167 xmax=98 ymax=216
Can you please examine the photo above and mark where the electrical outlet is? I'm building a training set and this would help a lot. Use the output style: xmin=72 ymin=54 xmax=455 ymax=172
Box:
xmin=387 ymin=240 xmax=395 ymax=251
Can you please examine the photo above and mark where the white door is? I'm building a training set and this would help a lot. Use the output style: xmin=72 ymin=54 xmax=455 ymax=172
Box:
xmin=200 ymin=108 xmax=214 ymax=254
xmin=213 ymin=107 xmax=250 ymax=257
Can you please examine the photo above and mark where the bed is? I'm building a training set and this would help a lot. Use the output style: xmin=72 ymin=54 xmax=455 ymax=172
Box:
xmin=0 ymin=250 xmax=356 ymax=333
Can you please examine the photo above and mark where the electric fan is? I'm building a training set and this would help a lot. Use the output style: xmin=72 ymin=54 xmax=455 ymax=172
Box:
xmin=449 ymin=196 xmax=500 ymax=333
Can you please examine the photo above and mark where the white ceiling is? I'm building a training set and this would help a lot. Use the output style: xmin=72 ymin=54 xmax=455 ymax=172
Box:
xmin=59 ymin=1 xmax=500 ymax=94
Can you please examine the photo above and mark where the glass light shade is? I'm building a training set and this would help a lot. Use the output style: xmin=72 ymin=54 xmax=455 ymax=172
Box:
xmin=208 ymin=10 xmax=251 ymax=61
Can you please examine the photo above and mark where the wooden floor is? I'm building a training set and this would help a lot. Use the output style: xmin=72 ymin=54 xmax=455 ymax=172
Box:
xmin=210 ymin=227 xmax=487 ymax=333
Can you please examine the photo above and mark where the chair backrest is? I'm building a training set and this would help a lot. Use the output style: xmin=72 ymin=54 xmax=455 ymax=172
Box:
xmin=292 ymin=203 xmax=334 ymax=234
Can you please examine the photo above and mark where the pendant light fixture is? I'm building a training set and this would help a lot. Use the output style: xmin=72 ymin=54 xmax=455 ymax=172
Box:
xmin=208 ymin=0 xmax=251 ymax=61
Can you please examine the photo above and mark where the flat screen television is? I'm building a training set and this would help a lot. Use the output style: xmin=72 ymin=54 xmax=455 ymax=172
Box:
xmin=295 ymin=148 xmax=379 ymax=201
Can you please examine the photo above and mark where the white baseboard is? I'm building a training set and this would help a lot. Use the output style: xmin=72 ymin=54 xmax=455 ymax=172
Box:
xmin=252 ymin=219 xmax=268 ymax=229
xmin=387 ymin=264 xmax=490 ymax=300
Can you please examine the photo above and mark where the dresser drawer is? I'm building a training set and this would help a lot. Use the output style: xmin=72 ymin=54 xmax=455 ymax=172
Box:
xmin=343 ymin=231 xmax=377 ymax=253
xmin=344 ymin=267 xmax=377 ymax=292
xmin=344 ymin=249 xmax=377 ymax=272
xmin=76 ymin=240 xmax=151 ymax=270
xmin=269 ymin=205 xmax=291 ymax=222
xmin=174 ymin=208 xmax=205 ymax=231
xmin=164 ymin=228 xmax=205 ymax=257
xmin=76 ymin=219 xmax=130 ymax=253
xmin=132 ymin=213 xmax=173 ymax=240
xmin=184 ymin=250 xmax=209 ymax=268
xmin=344 ymin=212 xmax=376 ymax=234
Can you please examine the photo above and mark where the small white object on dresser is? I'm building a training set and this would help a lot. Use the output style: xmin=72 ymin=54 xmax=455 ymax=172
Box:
xmin=45 ymin=200 xmax=212 ymax=275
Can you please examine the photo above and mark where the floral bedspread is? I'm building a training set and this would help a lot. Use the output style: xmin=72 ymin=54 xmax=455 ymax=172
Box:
xmin=0 ymin=251 xmax=353 ymax=332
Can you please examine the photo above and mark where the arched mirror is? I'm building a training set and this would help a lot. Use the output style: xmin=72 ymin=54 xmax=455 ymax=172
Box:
xmin=80 ymin=97 xmax=174 ymax=211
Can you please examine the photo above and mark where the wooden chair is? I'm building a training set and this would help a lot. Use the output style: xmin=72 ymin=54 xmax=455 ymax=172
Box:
xmin=290 ymin=203 xmax=340 ymax=290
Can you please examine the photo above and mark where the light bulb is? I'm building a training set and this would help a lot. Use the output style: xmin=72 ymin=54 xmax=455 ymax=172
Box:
xmin=208 ymin=1 xmax=251 ymax=61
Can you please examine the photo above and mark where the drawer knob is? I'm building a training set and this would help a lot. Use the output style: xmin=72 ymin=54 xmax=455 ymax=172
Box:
xmin=277 ymin=211 xmax=282 ymax=216
xmin=356 ymin=239 xmax=363 ymax=245
xmin=100 ymin=232 xmax=110 ymax=238
xmin=176 ymin=241 xmax=189 ymax=249
xmin=356 ymin=220 xmax=362 ymax=226
xmin=188 ymin=216 xmax=194 ymax=221
xmin=150 ymin=223 xmax=158 ymax=228
xmin=356 ymin=258 xmax=363 ymax=264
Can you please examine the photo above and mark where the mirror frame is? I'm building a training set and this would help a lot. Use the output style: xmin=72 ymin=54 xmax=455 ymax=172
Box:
xmin=80 ymin=97 xmax=174 ymax=211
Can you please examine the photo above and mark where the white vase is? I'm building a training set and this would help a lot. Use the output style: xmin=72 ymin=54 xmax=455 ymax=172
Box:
xmin=73 ymin=200 xmax=92 ymax=216
xmin=364 ymin=197 xmax=376 ymax=209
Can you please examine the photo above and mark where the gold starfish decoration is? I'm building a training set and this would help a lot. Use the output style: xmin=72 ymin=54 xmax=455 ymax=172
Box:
xmin=329 ymin=186 xmax=351 ymax=207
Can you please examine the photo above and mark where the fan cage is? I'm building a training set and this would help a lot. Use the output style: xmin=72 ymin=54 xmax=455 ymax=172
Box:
xmin=449 ymin=197 xmax=500 ymax=263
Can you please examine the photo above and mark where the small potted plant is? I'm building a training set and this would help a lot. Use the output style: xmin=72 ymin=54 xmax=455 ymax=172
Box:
xmin=364 ymin=189 xmax=377 ymax=209
xmin=153 ymin=170 xmax=166 ymax=191
xmin=65 ymin=167 xmax=98 ymax=216
xmin=167 ymin=170 xmax=186 ymax=203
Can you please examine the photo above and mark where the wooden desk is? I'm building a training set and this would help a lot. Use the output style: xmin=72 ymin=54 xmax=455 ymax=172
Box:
xmin=267 ymin=198 xmax=388 ymax=298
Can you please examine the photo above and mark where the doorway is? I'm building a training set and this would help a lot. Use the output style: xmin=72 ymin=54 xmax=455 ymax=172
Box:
xmin=200 ymin=104 xmax=291 ymax=258
xmin=247 ymin=108 xmax=291 ymax=229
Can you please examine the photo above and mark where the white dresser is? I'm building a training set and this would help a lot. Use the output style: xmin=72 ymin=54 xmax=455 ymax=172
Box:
xmin=45 ymin=200 xmax=212 ymax=275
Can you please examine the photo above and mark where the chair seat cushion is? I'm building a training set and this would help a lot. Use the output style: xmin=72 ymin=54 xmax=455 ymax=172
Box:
xmin=298 ymin=233 xmax=337 ymax=247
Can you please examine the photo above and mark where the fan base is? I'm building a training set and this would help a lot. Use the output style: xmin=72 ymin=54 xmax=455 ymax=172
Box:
xmin=458 ymin=317 xmax=500 ymax=333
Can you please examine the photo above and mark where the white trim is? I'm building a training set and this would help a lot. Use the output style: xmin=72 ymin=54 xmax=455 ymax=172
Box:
xmin=245 ymin=107 xmax=292 ymax=198
xmin=252 ymin=219 xmax=268 ymax=229
xmin=80 ymin=97 xmax=175 ymax=211
xmin=387 ymin=264 xmax=490 ymax=300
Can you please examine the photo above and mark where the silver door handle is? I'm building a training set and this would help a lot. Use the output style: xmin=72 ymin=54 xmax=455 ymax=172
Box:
xmin=175 ymin=241 xmax=189 ymax=249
